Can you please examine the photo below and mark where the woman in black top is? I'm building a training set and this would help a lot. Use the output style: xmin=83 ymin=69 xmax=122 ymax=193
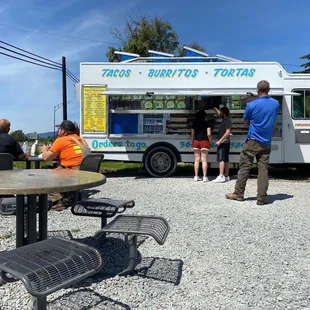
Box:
xmin=191 ymin=110 xmax=212 ymax=182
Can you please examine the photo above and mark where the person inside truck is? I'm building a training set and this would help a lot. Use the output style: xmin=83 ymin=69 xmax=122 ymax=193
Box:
xmin=191 ymin=109 xmax=212 ymax=182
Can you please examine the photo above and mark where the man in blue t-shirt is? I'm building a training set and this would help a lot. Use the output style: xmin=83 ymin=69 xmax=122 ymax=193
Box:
xmin=226 ymin=80 xmax=279 ymax=205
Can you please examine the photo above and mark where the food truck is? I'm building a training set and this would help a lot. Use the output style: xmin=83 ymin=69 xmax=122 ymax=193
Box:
xmin=77 ymin=47 xmax=310 ymax=177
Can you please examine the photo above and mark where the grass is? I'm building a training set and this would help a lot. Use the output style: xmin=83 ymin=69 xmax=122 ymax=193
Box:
xmin=0 ymin=233 xmax=14 ymax=239
xmin=13 ymin=160 xmax=310 ymax=180
xmin=100 ymin=161 xmax=140 ymax=173
xmin=13 ymin=160 xmax=141 ymax=172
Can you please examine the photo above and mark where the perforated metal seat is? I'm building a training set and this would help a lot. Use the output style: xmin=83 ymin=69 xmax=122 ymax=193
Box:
xmin=99 ymin=215 xmax=169 ymax=245
xmin=71 ymin=198 xmax=135 ymax=229
xmin=0 ymin=237 xmax=103 ymax=297
xmin=73 ymin=154 xmax=104 ymax=202
xmin=94 ymin=215 xmax=170 ymax=276
xmin=79 ymin=154 xmax=104 ymax=173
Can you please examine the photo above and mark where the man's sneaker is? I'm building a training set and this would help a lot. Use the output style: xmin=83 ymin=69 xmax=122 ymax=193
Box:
xmin=193 ymin=176 xmax=199 ymax=182
xmin=225 ymin=193 xmax=245 ymax=201
xmin=213 ymin=175 xmax=226 ymax=183
xmin=203 ymin=176 xmax=209 ymax=182
xmin=225 ymin=176 xmax=230 ymax=182
xmin=257 ymin=200 xmax=269 ymax=205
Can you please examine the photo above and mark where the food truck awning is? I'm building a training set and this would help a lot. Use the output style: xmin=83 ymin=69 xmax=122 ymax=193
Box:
xmin=100 ymin=89 xmax=300 ymax=96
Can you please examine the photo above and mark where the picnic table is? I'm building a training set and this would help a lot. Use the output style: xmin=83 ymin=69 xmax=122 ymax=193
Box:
xmin=0 ymin=169 xmax=106 ymax=247
xmin=0 ymin=169 xmax=106 ymax=310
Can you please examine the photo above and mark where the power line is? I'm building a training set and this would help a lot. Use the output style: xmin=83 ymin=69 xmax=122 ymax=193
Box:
xmin=0 ymin=45 xmax=62 ymax=69
xmin=66 ymin=69 xmax=79 ymax=82
xmin=66 ymin=70 xmax=79 ymax=83
xmin=0 ymin=23 xmax=119 ymax=46
xmin=0 ymin=51 xmax=78 ymax=83
xmin=281 ymin=63 xmax=302 ymax=68
xmin=0 ymin=39 xmax=77 ymax=120
xmin=66 ymin=74 xmax=78 ymax=84
xmin=0 ymin=39 xmax=61 ymax=66
xmin=0 ymin=39 xmax=80 ymax=82
xmin=0 ymin=51 xmax=62 ymax=71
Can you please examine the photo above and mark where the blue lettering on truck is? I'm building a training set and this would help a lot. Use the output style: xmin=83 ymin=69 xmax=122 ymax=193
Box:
xmin=102 ymin=69 xmax=131 ymax=78
xmin=92 ymin=139 xmax=147 ymax=151
xmin=214 ymin=68 xmax=256 ymax=78
xmin=100 ymin=67 xmax=255 ymax=78
xmin=148 ymin=68 xmax=198 ymax=78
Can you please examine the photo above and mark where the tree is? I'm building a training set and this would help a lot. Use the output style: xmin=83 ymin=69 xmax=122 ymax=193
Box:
xmin=39 ymin=136 xmax=54 ymax=145
xmin=10 ymin=130 xmax=27 ymax=142
xmin=178 ymin=42 xmax=206 ymax=57
xmin=106 ymin=14 xmax=180 ymax=62
xmin=293 ymin=54 xmax=310 ymax=74
xmin=300 ymin=54 xmax=310 ymax=73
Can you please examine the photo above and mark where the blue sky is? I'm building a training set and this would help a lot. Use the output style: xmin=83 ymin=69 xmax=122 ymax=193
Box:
xmin=1 ymin=0 xmax=310 ymax=133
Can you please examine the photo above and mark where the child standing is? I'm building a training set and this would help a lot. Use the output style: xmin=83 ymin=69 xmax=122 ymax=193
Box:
xmin=213 ymin=107 xmax=232 ymax=183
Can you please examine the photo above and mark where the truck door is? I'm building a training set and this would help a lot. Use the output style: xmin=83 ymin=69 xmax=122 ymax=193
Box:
xmin=284 ymin=90 xmax=310 ymax=163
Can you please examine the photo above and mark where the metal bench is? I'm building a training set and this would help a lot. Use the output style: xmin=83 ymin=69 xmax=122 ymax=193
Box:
xmin=71 ymin=198 xmax=135 ymax=229
xmin=94 ymin=215 xmax=170 ymax=276
xmin=0 ymin=237 xmax=103 ymax=310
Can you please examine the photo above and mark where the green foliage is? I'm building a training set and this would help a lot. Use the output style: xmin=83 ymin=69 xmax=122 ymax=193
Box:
xmin=306 ymin=93 xmax=310 ymax=117
xmin=10 ymin=130 xmax=28 ymax=142
xmin=39 ymin=136 xmax=54 ymax=145
xmin=300 ymin=54 xmax=310 ymax=71
xmin=106 ymin=47 xmax=119 ymax=63
xmin=293 ymin=54 xmax=310 ymax=73
xmin=106 ymin=13 xmax=180 ymax=61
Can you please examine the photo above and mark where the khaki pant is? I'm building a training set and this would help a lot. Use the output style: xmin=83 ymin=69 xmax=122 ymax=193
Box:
xmin=234 ymin=139 xmax=271 ymax=202
xmin=49 ymin=165 xmax=80 ymax=203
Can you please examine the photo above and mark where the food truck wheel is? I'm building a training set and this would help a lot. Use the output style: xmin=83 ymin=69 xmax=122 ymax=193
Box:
xmin=144 ymin=146 xmax=177 ymax=177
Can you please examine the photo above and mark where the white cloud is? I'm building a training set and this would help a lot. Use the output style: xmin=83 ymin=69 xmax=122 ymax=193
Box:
xmin=27 ymin=0 xmax=81 ymax=19
xmin=0 ymin=0 xmax=141 ymax=133
xmin=75 ymin=11 xmax=107 ymax=33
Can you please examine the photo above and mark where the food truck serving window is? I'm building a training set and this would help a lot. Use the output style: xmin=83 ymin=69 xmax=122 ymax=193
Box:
xmin=109 ymin=95 xmax=192 ymax=110
xmin=292 ymin=89 xmax=310 ymax=119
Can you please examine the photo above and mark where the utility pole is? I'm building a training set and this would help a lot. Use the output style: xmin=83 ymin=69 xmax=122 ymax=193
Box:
xmin=62 ymin=56 xmax=67 ymax=121
xmin=53 ymin=103 xmax=63 ymax=138
xmin=53 ymin=101 xmax=71 ymax=138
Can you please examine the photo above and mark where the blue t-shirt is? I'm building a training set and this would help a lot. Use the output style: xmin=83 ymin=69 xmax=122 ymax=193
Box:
xmin=244 ymin=96 xmax=279 ymax=146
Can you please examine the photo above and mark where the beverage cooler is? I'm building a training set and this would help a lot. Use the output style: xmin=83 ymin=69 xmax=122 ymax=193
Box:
xmin=140 ymin=114 xmax=167 ymax=134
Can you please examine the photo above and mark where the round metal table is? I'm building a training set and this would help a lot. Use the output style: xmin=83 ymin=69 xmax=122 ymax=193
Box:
xmin=0 ymin=169 xmax=106 ymax=248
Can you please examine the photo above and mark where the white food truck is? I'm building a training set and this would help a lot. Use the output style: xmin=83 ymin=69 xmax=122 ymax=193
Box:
xmin=77 ymin=47 xmax=310 ymax=177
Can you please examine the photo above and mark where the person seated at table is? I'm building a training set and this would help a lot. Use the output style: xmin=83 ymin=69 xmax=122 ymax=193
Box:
xmin=41 ymin=120 xmax=90 ymax=211
xmin=0 ymin=119 xmax=26 ymax=160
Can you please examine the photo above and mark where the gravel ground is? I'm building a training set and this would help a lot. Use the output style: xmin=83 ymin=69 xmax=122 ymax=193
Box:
xmin=1 ymin=175 xmax=310 ymax=310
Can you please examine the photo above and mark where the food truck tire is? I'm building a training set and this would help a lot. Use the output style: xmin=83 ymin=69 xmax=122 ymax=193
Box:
xmin=144 ymin=146 xmax=177 ymax=177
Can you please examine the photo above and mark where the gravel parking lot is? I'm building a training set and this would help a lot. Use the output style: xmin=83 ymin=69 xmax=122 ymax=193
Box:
xmin=0 ymin=175 xmax=310 ymax=310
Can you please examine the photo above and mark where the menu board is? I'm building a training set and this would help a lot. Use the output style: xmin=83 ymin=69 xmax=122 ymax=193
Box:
xmin=82 ymin=86 xmax=107 ymax=132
